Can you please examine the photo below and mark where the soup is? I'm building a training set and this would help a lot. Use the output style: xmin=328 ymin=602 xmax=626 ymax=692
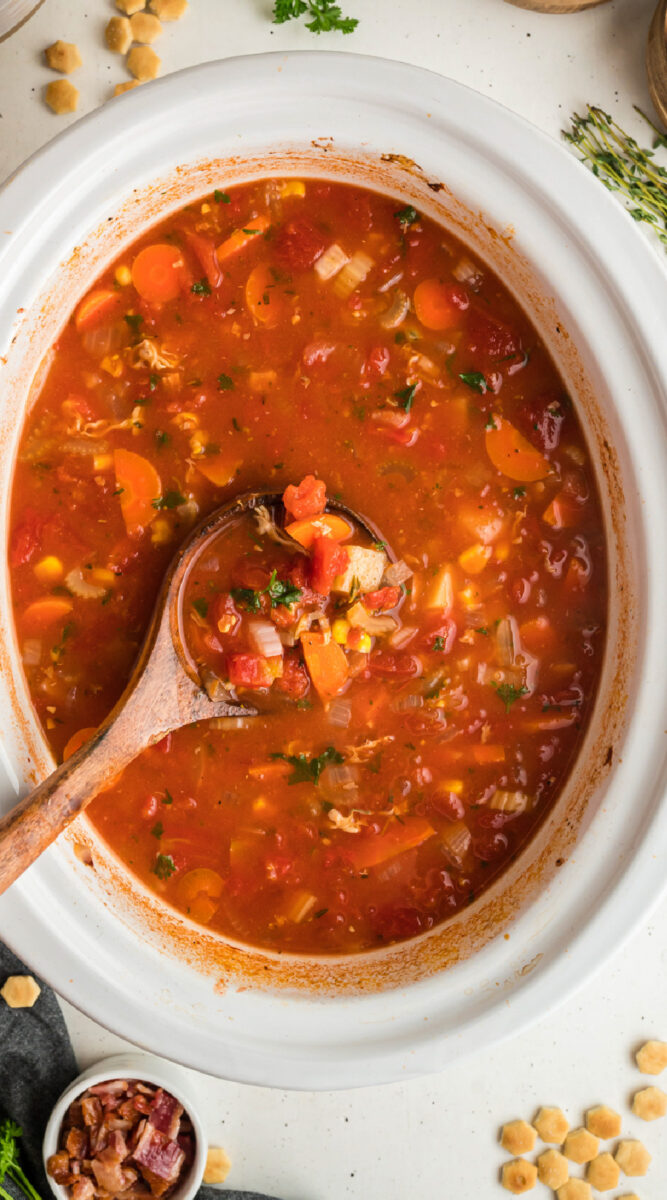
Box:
xmin=9 ymin=178 xmax=607 ymax=953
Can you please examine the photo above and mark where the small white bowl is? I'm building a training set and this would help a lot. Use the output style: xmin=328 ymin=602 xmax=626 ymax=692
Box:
xmin=43 ymin=1053 xmax=206 ymax=1200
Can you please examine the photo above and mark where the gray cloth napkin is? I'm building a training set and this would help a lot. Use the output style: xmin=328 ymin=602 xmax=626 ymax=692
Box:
xmin=0 ymin=942 xmax=279 ymax=1200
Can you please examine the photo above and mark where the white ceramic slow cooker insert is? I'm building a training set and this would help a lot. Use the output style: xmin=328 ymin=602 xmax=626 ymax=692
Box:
xmin=0 ymin=54 xmax=665 ymax=1089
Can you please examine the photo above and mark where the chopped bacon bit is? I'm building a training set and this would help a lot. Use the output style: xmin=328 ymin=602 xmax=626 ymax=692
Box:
xmin=148 ymin=1090 xmax=183 ymax=1140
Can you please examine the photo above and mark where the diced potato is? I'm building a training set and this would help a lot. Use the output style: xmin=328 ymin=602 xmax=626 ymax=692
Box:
xmin=585 ymin=1105 xmax=621 ymax=1139
xmin=614 ymin=1138 xmax=651 ymax=1176
xmin=500 ymin=1159 xmax=537 ymax=1194
xmin=424 ymin=564 xmax=454 ymax=612
xmin=1 ymin=975 xmax=41 ymax=1008
xmin=203 ymin=1147 xmax=231 ymax=1185
xmin=332 ymin=545 xmax=387 ymax=595
xmin=636 ymin=1039 xmax=667 ymax=1075
xmin=281 ymin=181 xmax=306 ymax=198
xmin=586 ymin=1153 xmax=620 ymax=1191
xmin=500 ymin=1121 xmax=536 ymax=1156
xmin=34 ymin=556 xmax=64 ymax=585
xmin=632 ymin=1085 xmax=667 ymax=1120
xmin=458 ymin=543 xmax=492 ymax=575
xmin=314 ymin=243 xmax=349 ymax=281
xmin=534 ymin=1106 xmax=569 ymax=1144
xmin=537 ymin=1149 xmax=568 ymax=1189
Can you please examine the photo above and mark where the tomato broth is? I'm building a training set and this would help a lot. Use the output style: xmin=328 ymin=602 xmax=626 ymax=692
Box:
xmin=9 ymin=178 xmax=607 ymax=954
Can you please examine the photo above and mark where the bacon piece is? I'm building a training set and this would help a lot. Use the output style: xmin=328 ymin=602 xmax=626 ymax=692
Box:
xmin=132 ymin=1123 xmax=185 ymax=1197
xmin=71 ymin=1179 xmax=95 ymax=1200
xmin=81 ymin=1097 xmax=103 ymax=1127
xmin=148 ymin=1090 xmax=183 ymax=1140
xmin=47 ymin=1153 xmax=71 ymax=1184
xmin=92 ymin=1132 xmax=131 ymax=1194
xmin=88 ymin=1080 xmax=129 ymax=1097
xmin=66 ymin=1128 xmax=89 ymax=1158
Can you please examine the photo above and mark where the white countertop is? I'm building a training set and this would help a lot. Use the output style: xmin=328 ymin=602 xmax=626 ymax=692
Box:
xmin=1 ymin=1 xmax=666 ymax=1197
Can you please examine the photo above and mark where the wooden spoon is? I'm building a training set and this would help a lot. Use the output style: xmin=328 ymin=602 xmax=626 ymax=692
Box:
xmin=503 ymin=0 xmax=610 ymax=11
xmin=0 ymin=490 xmax=376 ymax=895
xmin=648 ymin=0 xmax=667 ymax=129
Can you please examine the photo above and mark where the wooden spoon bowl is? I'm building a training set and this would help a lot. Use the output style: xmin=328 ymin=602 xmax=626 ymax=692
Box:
xmin=648 ymin=0 xmax=667 ymax=129
xmin=0 ymin=490 xmax=378 ymax=895
xmin=503 ymin=0 xmax=611 ymax=11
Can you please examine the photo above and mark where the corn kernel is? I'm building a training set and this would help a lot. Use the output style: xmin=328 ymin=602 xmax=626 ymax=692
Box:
xmin=33 ymin=556 xmax=64 ymax=585
xmin=189 ymin=431 xmax=209 ymax=456
xmin=332 ymin=618 xmax=350 ymax=644
xmin=441 ymin=779 xmax=464 ymax=794
xmin=281 ymin=180 xmax=306 ymax=198
xmin=93 ymin=453 xmax=113 ymax=472
xmin=101 ymin=355 xmax=123 ymax=378
xmin=90 ymin=567 xmax=116 ymax=588
xmin=347 ymin=629 xmax=372 ymax=653
xmin=151 ymin=516 xmax=173 ymax=546
xmin=115 ymin=265 xmax=132 ymax=286
xmin=172 ymin=411 xmax=199 ymax=430
xmin=200 ymin=202 xmax=211 ymax=213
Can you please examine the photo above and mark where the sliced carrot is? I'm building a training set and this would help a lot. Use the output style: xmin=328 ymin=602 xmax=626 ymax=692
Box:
xmin=75 ymin=288 xmax=122 ymax=332
xmin=245 ymin=262 xmax=289 ymax=328
xmin=131 ymin=243 xmax=186 ymax=303
xmin=485 ymin=415 xmax=551 ymax=482
xmin=542 ymin=491 xmax=582 ymax=529
xmin=346 ymin=816 xmax=435 ymax=871
xmin=413 ymin=279 xmax=464 ymax=331
xmin=22 ymin=597 xmax=73 ymax=633
xmin=216 ymin=215 xmax=270 ymax=263
xmin=113 ymin=448 xmax=161 ymax=536
xmin=196 ymin=455 xmax=240 ymax=488
xmin=285 ymin=513 xmax=352 ymax=548
xmin=471 ymin=744 xmax=505 ymax=765
xmin=178 ymin=867 xmax=224 ymax=904
xmin=63 ymin=726 xmax=97 ymax=762
xmin=301 ymin=631 xmax=349 ymax=701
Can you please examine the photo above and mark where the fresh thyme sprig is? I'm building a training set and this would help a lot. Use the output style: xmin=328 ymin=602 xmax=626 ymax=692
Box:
xmin=563 ymin=105 xmax=667 ymax=249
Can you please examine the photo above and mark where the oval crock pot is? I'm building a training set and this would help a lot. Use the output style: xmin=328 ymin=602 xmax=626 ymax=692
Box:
xmin=0 ymin=53 xmax=665 ymax=1090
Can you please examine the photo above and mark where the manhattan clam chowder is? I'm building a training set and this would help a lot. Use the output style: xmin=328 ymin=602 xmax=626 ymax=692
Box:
xmin=9 ymin=178 xmax=606 ymax=954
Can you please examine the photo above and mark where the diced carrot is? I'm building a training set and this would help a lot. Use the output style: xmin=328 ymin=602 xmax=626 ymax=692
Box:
xmin=542 ymin=491 xmax=582 ymax=529
xmin=113 ymin=448 xmax=161 ymax=536
xmin=216 ymin=215 xmax=270 ymax=263
xmin=247 ymin=760 xmax=291 ymax=781
xmin=22 ymin=597 xmax=73 ymax=633
xmin=188 ymin=895 xmax=219 ymax=924
xmin=131 ymin=243 xmax=186 ymax=304
xmin=301 ymin=631 xmax=349 ymax=700
xmin=471 ymin=744 xmax=505 ymax=765
xmin=458 ymin=543 xmax=492 ymax=575
xmin=62 ymin=726 xmax=97 ymax=762
xmin=178 ymin=867 xmax=224 ymax=904
xmin=74 ymin=288 xmax=122 ymax=332
xmin=519 ymin=616 xmax=557 ymax=655
xmin=285 ymin=513 xmax=352 ymax=548
xmin=244 ymin=262 xmax=288 ymax=328
xmin=345 ymin=816 xmax=435 ymax=870
xmin=485 ymin=416 xmax=551 ymax=482
xmin=413 ymin=279 xmax=468 ymax=331
xmin=196 ymin=455 xmax=240 ymax=488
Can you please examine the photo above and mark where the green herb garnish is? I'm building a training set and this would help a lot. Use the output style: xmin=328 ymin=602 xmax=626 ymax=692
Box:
xmin=214 ymin=189 xmax=231 ymax=204
xmin=192 ymin=597 xmax=209 ymax=619
xmin=151 ymin=821 xmax=164 ymax=839
xmin=491 ymin=681 xmax=529 ymax=713
xmin=394 ymin=205 xmax=419 ymax=228
xmin=218 ymin=373 xmax=234 ymax=391
xmin=513 ymin=486 xmax=526 ymax=499
xmin=152 ymin=490 xmax=186 ymax=510
xmin=394 ymin=382 xmax=418 ymax=412
xmin=153 ymin=853 xmax=176 ymax=880
xmin=271 ymin=745 xmax=344 ymax=785
xmin=191 ymin=279 xmax=211 ymax=296
xmin=124 ymin=313 xmax=144 ymax=331
xmin=273 ymin=0 xmax=358 ymax=33
xmin=459 ymin=371 xmax=488 ymax=394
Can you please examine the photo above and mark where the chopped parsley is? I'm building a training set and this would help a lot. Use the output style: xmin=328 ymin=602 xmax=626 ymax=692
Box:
xmin=149 ymin=373 xmax=160 ymax=391
xmin=459 ymin=371 xmax=488 ymax=394
xmin=394 ymin=204 xmax=419 ymax=229
xmin=152 ymin=490 xmax=186 ymax=510
xmin=154 ymin=429 xmax=171 ymax=448
xmin=491 ymin=681 xmax=529 ymax=713
xmin=151 ymin=821 xmax=164 ymax=839
xmin=485 ymin=414 xmax=498 ymax=430
xmin=394 ymin=382 xmax=418 ymax=412
xmin=433 ymin=636 xmax=446 ymax=651
xmin=153 ymin=853 xmax=176 ymax=880
xmin=273 ymin=0 xmax=358 ymax=34
xmin=124 ymin=313 xmax=144 ymax=331
xmin=513 ymin=486 xmax=527 ymax=499
xmin=191 ymin=278 xmax=211 ymax=296
xmin=218 ymin=373 xmax=234 ymax=391
xmin=231 ymin=569 xmax=302 ymax=613
xmin=214 ymin=189 xmax=231 ymax=204
xmin=230 ymin=587 xmax=262 ymax=613
xmin=314 ymin=908 xmax=328 ymax=919
xmin=192 ymin=597 xmax=209 ymax=619
xmin=162 ymin=789 xmax=174 ymax=806
xmin=271 ymin=745 xmax=344 ymax=785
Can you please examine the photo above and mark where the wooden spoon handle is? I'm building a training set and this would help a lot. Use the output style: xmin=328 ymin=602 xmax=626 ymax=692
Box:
xmin=503 ymin=0 xmax=610 ymax=10
xmin=0 ymin=619 xmax=238 ymax=894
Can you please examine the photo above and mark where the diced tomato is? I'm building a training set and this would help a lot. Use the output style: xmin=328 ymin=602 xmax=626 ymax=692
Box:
xmin=362 ymin=586 xmax=401 ymax=612
xmin=465 ymin=308 xmax=523 ymax=366
xmin=273 ymin=219 xmax=326 ymax=272
xmin=10 ymin=508 xmax=46 ymax=566
xmin=274 ymin=653 xmax=310 ymax=700
xmin=283 ymin=475 xmax=327 ymax=521
xmin=227 ymin=652 xmax=274 ymax=689
xmin=365 ymin=344 xmax=391 ymax=378
xmin=310 ymin=537 xmax=349 ymax=596
xmin=210 ymin=592 xmax=241 ymax=636
xmin=183 ymin=229 xmax=224 ymax=290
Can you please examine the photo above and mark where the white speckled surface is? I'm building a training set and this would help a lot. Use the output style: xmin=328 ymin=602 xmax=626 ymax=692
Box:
xmin=1 ymin=2 xmax=666 ymax=1196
